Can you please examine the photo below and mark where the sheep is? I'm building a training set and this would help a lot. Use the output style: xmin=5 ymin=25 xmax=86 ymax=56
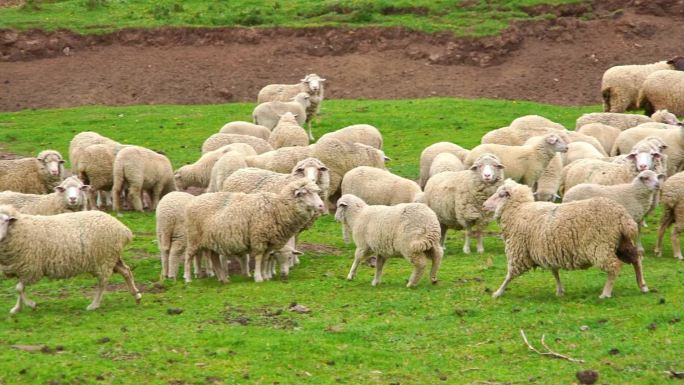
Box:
xmin=655 ymin=171 xmax=684 ymax=259
xmin=423 ymin=154 xmax=504 ymax=259
xmin=68 ymin=131 xmax=119 ymax=172
xmin=418 ymin=142 xmax=470 ymax=188
xmin=76 ymin=143 xmax=129 ymax=209
xmin=509 ymin=115 xmax=565 ymax=131
xmin=252 ymin=92 xmax=310 ymax=131
xmin=482 ymin=126 xmax=605 ymax=155
xmin=562 ymin=141 xmax=606 ymax=166
xmin=183 ymin=179 xmax=325 ymax=283
xmin=207 ymin=152 xmax=249 ymax=193
xmin=0 ymin=176 xmax=89 ymax=215
xmin=174 ymin=145 xmax=249 ymax=191
xmin=268 ymin=112 xmax=309 ymax=149
xmin=464 ymin=134 xmax=568 ymax=190
xmin=0 ymin=150 xmax=65 ymax=194
xmin=576 ymin=123 xmax=622 ymax=154
xmin=156 ymin=191 xmax=195 ymax=280
xmin=112 ymin=146 xmax=176 ymax=212
xmin=483 ymin=179 xmax=648 ymax=299
xmin=638 ymin=70 xmax=684 ymax=117
xmin=611 ymin=123 xmax=684 ymax=174
xmin=574 ymin=110 xmax=678 ymax=131
xmin=335 ymin=194 xmax=443 ymax=287
xmin=428 ymin=152 xmax=465 ymax=178
xmin=219 ymin=121 xmax=271 ymax=140
xmin=601 ymin=57 xmax=684 ymax=112
xmin=340 ymin=166 xmax=421 ymax=206
xmin=245 ymin=145 xmax=313 ymax=174
xmin=201 ymin=133 xmax=272 ymax=155
xmin=257 ymin=74 xmax=326 ymax=140
xmin=563 ymin=170 xmax=664 ymax=253
xmin=318 ymin=124 xmax=383 ymax=150
xmin=0 ymin=205 xmax=141 ymax=313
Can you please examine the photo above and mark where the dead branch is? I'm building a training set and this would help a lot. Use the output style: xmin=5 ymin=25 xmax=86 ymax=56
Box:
xmin=520 ymin=329 xmax=584 ymax=363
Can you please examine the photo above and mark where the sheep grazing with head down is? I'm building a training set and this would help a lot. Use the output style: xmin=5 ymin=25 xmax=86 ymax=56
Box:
xmin=156 ymin=191 xmax=195 ymax=280
xmin=483 ymin=179 xmax=648 ymax=299
xmin=0 ymin=176 xmax=90 ymax=215
xmin=423 ymin=154 xmax=504 ymax=259
xmin=340 ymin=166 xmax=421 ymax=206
xmin=0 ymin=205 xmax=141 ymax=314
xmin=319 ymin=124 xmax=383 ymax=150
xmin=76 ymin=143 xmax=128 ymax=209
xmin=0 ymin=150 xmax=65 ymax=194
xmin=112 ymin=145 xmax=176 ymax=212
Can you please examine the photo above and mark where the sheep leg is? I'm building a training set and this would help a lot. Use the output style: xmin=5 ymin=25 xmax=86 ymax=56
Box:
xmin=551 ymin=269 xmax=564 ymax=296
xmin=307 ymin=121 xmax=314 ymax=141
xmin=347 ymin=248 xmax=369 ymax=280
xmin=237 ymin=254 xmax=251 ymax=277
xmin=371 ymin=257 xmax=386 ymax=287
xmin=599 ymin=268 xmax=620 ymax=299
xmin=430 ymin=246 xmax=443 ymax=285
xmin=112 ymin=184 xmax=123 ymax=212
xmin=158 ymin=235 xmax=170 ymax=281
xmin=492 ymin=271 xmax=516 ymax=299
xmin=654 ymin=213 xmax=671 ymax=257
xmin=672 ymin=227 xmax=683 ymax=260
xmin=167 ymin=238 xmax=184 ymax=281
xmin=462 ymin=230 xmax=471 ymax=254
xmin=476 ymin=230 xmax=485 ymax=254
xmin=129 ymin=185 xmax=144 ymax=212
xmin=633 ymin=256 xmax=649 ymax=293
xmin=275 ymin=251 xmax=290 ymax=281
xmin=253 ymin=252 xmax=266 ymax=283
xmin=10 ymin=282 xmax=35 ymax=314
xmin=439 ymin=224 xmax=448 ymax=248
xmin=209 ymin=252 xmax=228 ymax=283
xmin=636 ymin=226 xmax=644 ymax=255
xmin=183 ymin=247 xmax=197 ymax=283
xmin=150 ymin=183 xmax=164 ymax=211
xmin=406 ymin=256 xmax=427 ymax=288
xmin=114 ymin=260 xmax=142 ymax=304
xmin=87 ymin=279 xmax=106 ymax=311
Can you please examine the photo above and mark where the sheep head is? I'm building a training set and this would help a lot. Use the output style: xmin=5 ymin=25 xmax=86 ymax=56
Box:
xmin=470 ymin=153 xmax=504 ymax=183
xmin=635 ymin=170 xmax=665 ymax=191
xmin=667 ymin=56 xmax=684 ymax=71
xmin=651 ymin=109 xmax=679 ymax=125
xmin=0 ymin=205 xmax=18 ymax=242
xmin=627 ymin=140 xmax=664 ymax=172
xmin=55 ymin=176 xmax=90 ymax=210
xmin=544 ymin=134 xmax=568 ymax=153
xmin=292 ymin=92 xmax=311 ymax=108
xmin=334 ymin=194 xmax=366 ymax=243
xmin=483 ymin=179 xmax=533 ymax=219
xmin=37 ymin=150 xmax=65 ymax=177
xmin=301 ymin=74 xmax=326 ymax=92
xmin=281 ymin=179 xmax=325 ymax=214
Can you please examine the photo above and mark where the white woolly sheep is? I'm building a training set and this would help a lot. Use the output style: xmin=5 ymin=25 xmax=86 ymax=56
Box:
xmin=174 ymin=145 xmax=247 ymax=191
xmin=601 ymin=57 xmax=684 ymax=112
xmin=201 ymin=133 xmax=272 ymax=155
xmin=655 ymin=171 xmax=684 ymax=259
xmin=112 ymin=146 xmax=176 ymax=212
xmin=268 ymin=112 xmax=309 ymax=149
xmin=245 ymin=145 xmax=314 ymax=174
xmin=156 ymin=191 xmax=195 ymax=280
xmin=574 ymin=110 xmax=677 ymax=131
xmin=76 ymin=143 xmax=128 ymax=209
xmin=638 ymin=69 xmax=684 ymax=117
xmin=207 ymin=152 xmax=249 ymax=193
xmin=340 ymin=166 xmax=421 ymax=206
xmin=252 ymin=92 xmax=310 ymax=131
xmin=335 ymin=194 xmax=443 ymax=287
xmin=423 ymin=154 xmax=504 ymax=259
xmin=576 ymin=123 xmax=622 ymax=154
xmin=219 ymin=121 xmax=271 ymax=140
xmin=465 ymin=134 xmax=568 ymax=190
xmin=483 ymin=180 xmax=647 ymax=298
xmin=534 ymin=154 xmax=563 ymax=202
xmin=184 ymin=179 xmax=325 ymax=283
xmin=0 ymin=205 xmax=141 ymax=313
xmin=482 ymin=126 xmax=605 ymax=155
xmin=428 ymin=152 xmax=465 ymax=179
xmin=0 ymin=176 xmax=89 ymax=215
xmin=418 ymin=142 xmax=470 ymax=188
xmin=509 ymin=115 xmax=565 ymax=131
xmin=0 ymin=150 xmax=65 ymax=194
xmin=611 ymin=123 xmax=684 ymax=174
xmin=68 ymin=131 xmax=119 ymax=172
xmin=318 ymin=124 xmax=383 ymax=150
xmin=562 ymin=141 xmax=606 ymax=166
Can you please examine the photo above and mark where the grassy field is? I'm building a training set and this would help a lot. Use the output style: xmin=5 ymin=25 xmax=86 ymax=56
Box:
xmin=0 ymin=0 xmax=584 ymax=36
xmin=1 ymin=98 xmax=683 ymax=385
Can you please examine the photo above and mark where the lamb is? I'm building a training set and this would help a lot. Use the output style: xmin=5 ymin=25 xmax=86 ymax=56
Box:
xmin=0 ymin=205 xmax=141 ymax=314
xmin=245 ymin=145 xmax=313 ymax=174
xmin=638 ymin=70 xmax=684 ymax=117
xmin=207 ymin=152 xmax=249 ymax=193
xmin=174 ymin=145 xmax=250 ymax=191
xmin=0 ymin=176 xmax=89 ymax=215
xmin=335 ymin=194 xmax=443 ymax=287
xmin=184 ymin=179 xmax=325 ymax=283
xmin=68 ymin=131 xmax=119 ymax=172
xmin=418 ymin=142 xmax=470 ymax=188
xmin=483 ymin=179 xmax=648 ymax=298
xmin=428 ymin=152 xmax=464 ymax=178
xmin=257 ymin=74 xmax=326 ymax=140
xmin=422 ymin=154 xmax=504 ymax=259
xmin=574 ymin=110 xmax=677 ymax=131
xmin=533 ymin=154 xmax=563 ymax=202
xmin=576 ymin=123 xmax=622 ymax=154
xmin=655 ymin=171 xmax=684 ymax=259
xmin=219 ymin=121 xmax=271 ymax=140
xmin=601 ymin=57 xmax=684 ymax=112
xmin=76 ymin=143 xmax=128 ymax=209
xmin=464 ymin=134 xmax=568 ymax=190
xmin=509 ymin=115 xmax=565 ymax=131
xmin=0 ymin=150 xmax=65 ymax=194
xmin=201 ymin=133 xmax=272 ymax=155
xmin=610 ymin=123 xmax=684 ymax=174
xmin=252 ymin=92 xmax=310 ymax=131
xmin=112 ymin=145 xmax=176 ymax=212
xmin=156 ymin=191 xmax=195 ymax=280
xmin=340 ymin=166 xmax=421 ymax=206
xmin=268 ymin=112 xmax=309 ymax=149
xmin=562 ymin=141 xmax=606 ymax=166
xmin=318 ymin=124 xmax=383 ymax=150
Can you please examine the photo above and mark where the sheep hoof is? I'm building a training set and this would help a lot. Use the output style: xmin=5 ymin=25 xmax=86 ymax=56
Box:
xmin=254 ymin=276 xmax=264 ymax=283
xmin=346 ymin=275 xmax=354 ymax=281
xmin=599 ymin=294 xmax=612 ymax=299
xmin=676 ymin=256 xmax=684 ymax=261
xmin=477 ymin=248 xmax=485 ymax=254
xmin=431 ymin=279 xmax=438 ymax=285
xmin=462 ymin=247 xmax=471 ymax=255
xmin=556 ymin=290 xmax=565 ymax=297
xmin=25 ymin=300 xmax=37 ymax=309
xmin=492 ymin=290 xmax=504 ymax=299
xmin=280 ymin=275 xmax=289 ymax=283
xmin=135 ymin=293 xmax=142 ymax=304
xmin=641 ymin=286 xmax=650 ymax=293
xmin=86 ymin=303 xmax=100 ymax=311
xmin=9 ymin=306 xmax=20 ymax=315
xmin=654 ymin=250 xmax=662 ymax=257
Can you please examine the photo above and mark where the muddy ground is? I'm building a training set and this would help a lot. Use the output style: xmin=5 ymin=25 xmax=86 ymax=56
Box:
xmin=0 ymin=1 xmax=683 ymax=111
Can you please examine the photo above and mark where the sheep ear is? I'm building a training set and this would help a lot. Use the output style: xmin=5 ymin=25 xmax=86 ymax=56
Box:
xmin=495 ymin=163 xmax=505 ymax=169
xmin=293 ymin=188 xmax=307 ymax=198
xmin=338 ymin=202 xmax=348 ymax=208
xmin=80 ymin=185 xmax=91 ymax=191
xmin=626 ymin=153 xmax=637 ymax=159
xmin=383 ymin=155 xmax=391 ymax=161
xmin=54 ymin=186 xmax=66 ymax=193
xmin=7 ymin=217 xmax=16 ymax=224
xmin=292 ymin=249 xmax=304 ymax=256
xmin=469 ymin=164 xmax=478 ymax=171
xmin=58 ymin=159 xmax=65 ymax=164
xmin=319 ymin=78 xmax=326 ymax=82
xmin=300 ymin=78 xmax=307 ymax=82
xmin=545 ymin=135 xmax=558 ymax=144
xmin=658 ymin=174 xmax=666 ymax=181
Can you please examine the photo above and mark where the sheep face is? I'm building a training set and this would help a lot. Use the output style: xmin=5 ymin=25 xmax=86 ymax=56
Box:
xmin=627 ymin=149 xmax=662 ymax=172
xmin=56 ymin=177 xmax=90 ymax=209
xmin=483 ymin=179 xmax=528 ymax=219
xmin=293 ymin=183 xmax=325 ymax=214
xmin=545 ymin=134 xmax=568 ymax=153
xmin=38 ymin=152 xmax=65 ymax=177
xmin=173 ymin=168 xmax=189 ymax=190
xmin=652 ymin=110 xmax=679 ymax=125
xmin=302 ymin=74 xmax=326 ymax=92
xmin=637 ymin=170 xmax=665 ymax=191
xmin=667 ymin=56 xmax=684 ymax=71
xmin=470 ymin=154 xmax=504 ymax=183
xmin=0 ymin=211 xmax=16 ymax=242
xmin=292 ymin=158 xmax=328 ymax=185
xmin=293 ymin=93 xmax=312 ymax=108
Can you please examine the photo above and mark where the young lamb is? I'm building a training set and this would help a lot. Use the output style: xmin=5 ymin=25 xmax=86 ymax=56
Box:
xmin=0 ymin=150 xmax=65 ymax=194
xmin=257 ymin=74 xmax=326 ymax=140
xmin=418 ymin=142 xmax=470 ymax=188
xmin=268 ymin=112 xmax=309 ymax=149
xmin=483 ymin=179 xmax=648 ymax=299
xmin=201 ymin=133 xmax=272 ymax=155
xmin=0 ymin=176 xmax=89 ymax=215
xmin=252 ymin=92 xmax=310 ymax=131
xmin=428 ymin=152 xmax=465 ymax=179
xmin=340 ymin=166 xmax=421 ymax=206
xmin=112 ymin=145 xmax=176 ymax=212
xmin=318 ymin=124 xmax=383 ymax=150
xmin=465 ymin=133 xmax=568 ymax=190
xmin=655 ymin=171 xmax=684 ymax=259
xmin=156 ymin=191 xmax=195 ymax=280
xmin=601 ymin=57 xmax=684 ymax=112
xmin=423 ymin=154 xmax=504 ymax=259
xmin=0 ymin=205 xmax=141 ymax=314
xmin=184 ymin=179 xmax=325 ymax=283
xmin=219 ymin=121 xmax=272 ymax=140
xmin=638 ymin=70 xmax=684 ymax=117
xmin=335 ymin=194 xmax=443 ymax=287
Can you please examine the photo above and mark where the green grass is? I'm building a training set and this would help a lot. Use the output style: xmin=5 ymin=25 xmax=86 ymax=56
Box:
xmin=1 ymin=98 xmax=684 ymax=385
xmin=0 ymin=0 xmax=584 ymax=36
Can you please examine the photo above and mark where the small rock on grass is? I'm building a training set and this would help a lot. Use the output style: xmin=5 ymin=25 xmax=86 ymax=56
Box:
xmin=288 ymin=303 xmax=310 ymax=314
xmin=167 ymin=308 xmax=184 ymax=315
xmin=575 ymin=369 xmax=599 ymax=384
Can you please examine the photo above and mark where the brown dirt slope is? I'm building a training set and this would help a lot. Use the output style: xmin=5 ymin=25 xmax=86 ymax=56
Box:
xmin=0 ymin=1 xmax=683 ymax=111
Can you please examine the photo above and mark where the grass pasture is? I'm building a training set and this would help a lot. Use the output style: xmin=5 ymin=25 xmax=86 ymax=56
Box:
xmin=0 ymin=98 xmax=683 ymax=384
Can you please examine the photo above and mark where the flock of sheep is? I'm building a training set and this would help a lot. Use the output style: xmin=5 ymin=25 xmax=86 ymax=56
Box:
xmin=1 ymin=57 xmax=684 ymax=314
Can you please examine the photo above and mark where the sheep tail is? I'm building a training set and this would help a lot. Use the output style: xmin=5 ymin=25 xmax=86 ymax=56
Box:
xmin=636 ymin=89 xmax=654 ymax=116
xmin=429 ymin=243 xmax=443 ymax=285
xmin=409 ymin=238 xmax=434 ymax=254
xmin=616 ymin=215 xmax=639 ymax=264
xmin=601 ymin=87 xmax=612 ymax=112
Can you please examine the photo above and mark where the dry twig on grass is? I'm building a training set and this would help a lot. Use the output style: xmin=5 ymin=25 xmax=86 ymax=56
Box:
xmin=519 ymin=329 xmax=585 ymax=363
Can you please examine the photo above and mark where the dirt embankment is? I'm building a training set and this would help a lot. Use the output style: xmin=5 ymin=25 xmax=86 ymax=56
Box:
xmin=0 ymin=0 xmax=683 ymax=111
